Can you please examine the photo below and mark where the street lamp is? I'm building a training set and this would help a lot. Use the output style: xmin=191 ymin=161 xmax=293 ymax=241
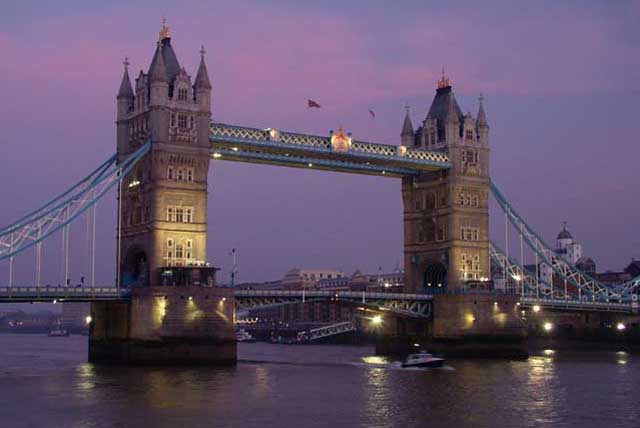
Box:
xmin=543 ymin=322 xmax=553 ymax=332
xmin=371 ymin=315 xmax=383 ymax=326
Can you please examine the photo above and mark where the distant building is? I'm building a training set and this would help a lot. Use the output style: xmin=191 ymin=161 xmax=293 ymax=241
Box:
xmin=281 ymin=269 xmax=345 ymax=290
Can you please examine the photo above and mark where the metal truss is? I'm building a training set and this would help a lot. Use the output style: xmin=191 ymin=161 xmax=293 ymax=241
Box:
xmin=0 ymin=286 xmax=128 ymax=302
xmin=305 ymin=321 xmax=356 ymax=341
xmin=234 ymin=290 xmax=433 ymax=318
xmin=489 ymin=241 xmax=562 ymax=299
xmin=0 ymin=142 xmax=151 ymax=261
xmin=520 ymin=297 xmax=632 ymax=314
xmin=490 ymin=179 xmax=637 ymax=302
xmin=209 ymin=122 xmax=450 ymax=175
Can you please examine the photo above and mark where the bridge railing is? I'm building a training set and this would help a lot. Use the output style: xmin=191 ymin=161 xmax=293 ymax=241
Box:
xmin=209 ymin=122 xmax=450 ymax=166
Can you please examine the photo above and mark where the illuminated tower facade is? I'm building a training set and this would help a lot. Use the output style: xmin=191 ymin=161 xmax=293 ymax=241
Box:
xmin=115 ymin=22 xmax=212 ymax=286
xmin=402 ymin=73 xmax=490 ymax=293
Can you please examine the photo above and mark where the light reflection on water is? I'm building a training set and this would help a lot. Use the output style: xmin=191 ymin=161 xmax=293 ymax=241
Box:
xmin=0 ymin=336 xmax=639 ymax=428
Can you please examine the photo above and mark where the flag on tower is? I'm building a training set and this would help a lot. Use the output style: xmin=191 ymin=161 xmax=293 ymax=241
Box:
xmin=307 ymin=99 xmax=321 ymax=108
xmin=368 ymin=109 xmax=376 ymax=118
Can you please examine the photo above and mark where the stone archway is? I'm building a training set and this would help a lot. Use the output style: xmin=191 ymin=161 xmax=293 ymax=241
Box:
xmin=122 ymin=246 xmax=148 ymax=287
xmin=423 ymin=262 xmax=447 ymax=294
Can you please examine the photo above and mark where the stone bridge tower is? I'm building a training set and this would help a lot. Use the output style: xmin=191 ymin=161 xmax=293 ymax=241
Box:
xmin=91 ymin=23 xmax=236 ymax=365
xmin=116 ymin=22 xmax=212 ymax=287
xmin=402 ymin=74 xmax=490 ymax=294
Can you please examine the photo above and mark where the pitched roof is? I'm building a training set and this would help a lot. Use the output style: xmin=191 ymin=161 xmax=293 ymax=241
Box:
xmin=148 ymin=38 xmax=180 ymax=83
xmin=426 ymin=86 xmax=463 ymax=124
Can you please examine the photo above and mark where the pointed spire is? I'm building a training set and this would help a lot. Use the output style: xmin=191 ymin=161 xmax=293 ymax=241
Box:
xmin=401 ymin=104 xmax=414 ymax=136
xmin=477 ymin=93 xmax=488 ymax=128
xmin=194 ymin=45 xmax=212 ymax=89
xmin=150 ymin=42 xmax=168 ymax=83
xmin=117 ymin=57 xmax=134 ymax=99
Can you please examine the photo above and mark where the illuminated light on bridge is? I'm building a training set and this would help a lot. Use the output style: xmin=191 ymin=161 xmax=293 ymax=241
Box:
xmin=543 ymin=322 xmax=554 ymax=332
xmin=370 ymin=315 xmax=383 ymax=325
xmin=533 ymin=305 xmax=541 ymax=313
xmin=85 ymin=315 xmax=92 ymax=325
xmin=616 ymin=322 xmax=626 ymax=331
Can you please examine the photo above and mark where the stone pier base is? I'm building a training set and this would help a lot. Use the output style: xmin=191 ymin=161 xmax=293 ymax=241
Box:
xmin=89 ymin=286 xmax=236 ymax=365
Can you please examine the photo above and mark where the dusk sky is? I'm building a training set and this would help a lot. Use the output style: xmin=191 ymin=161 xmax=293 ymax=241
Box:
xmin=1 ymin=0 xmax=639 ymax=286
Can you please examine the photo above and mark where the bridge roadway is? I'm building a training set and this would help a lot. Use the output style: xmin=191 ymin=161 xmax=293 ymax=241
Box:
xmin=0 ymin=287 xmax=635 ymax=315
xmin=0 ymin=287 xmax=432 ymax=318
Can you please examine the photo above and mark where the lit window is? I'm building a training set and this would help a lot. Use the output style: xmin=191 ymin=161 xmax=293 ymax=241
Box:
xmin=178 ymin=114 xmax=187 ymax=129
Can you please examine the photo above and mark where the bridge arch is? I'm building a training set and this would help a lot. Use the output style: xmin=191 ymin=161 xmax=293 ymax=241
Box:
xmin=122 ymin=246 xmax=148 ymax=287
xmin=423 ymin=262 xmax=447 ymax=294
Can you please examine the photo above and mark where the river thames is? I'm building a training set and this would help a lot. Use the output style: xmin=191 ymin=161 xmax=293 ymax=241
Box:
xmin=0 ymin=335 xmax=638 ymax=428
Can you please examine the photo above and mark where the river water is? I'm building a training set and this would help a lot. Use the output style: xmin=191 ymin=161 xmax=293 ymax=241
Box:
xmin=0 ymin=335 xmax=638 ymax=428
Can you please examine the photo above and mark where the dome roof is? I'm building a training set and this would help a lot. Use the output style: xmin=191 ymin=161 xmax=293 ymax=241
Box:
xmin=557 ymin=223 xmax=573 ymax=240
xmin=557 ymin=229 xmax=573 ymax=240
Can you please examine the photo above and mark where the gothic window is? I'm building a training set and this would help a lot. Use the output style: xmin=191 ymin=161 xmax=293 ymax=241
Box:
xmin=186 ymin=239 xmax=193 ymax=260
xmin=461 ymin=227 xmax=480 ymax=241
xmin=425 ymin=221 xmax=435 ymax=242
xmin=472 ymin=195 xmax=479 ymax=207
xmin=175 ymin=244 xmax=184 ymax=259
xmin=417 ymin=225 xmax=425 ymax=243
xmin=170 ymin=113 xmax=176 ymax=127
xmin=178 ymin=114 xmax=187 ymax=129
xmin=166 ymin=207 xmax=174 ymax=222
xmin=425 ymin=193 xmax=436 ymax=210
xmin=465 ymin=129 xmax=474 ymax=141
xmin=177 ymin=88 xmax=188 ymax=102
xmin=437 ymin=224 xmax=447 ymax=241
xmin=465 ymin=195 xmax=472 ymax=206
xmin=465 ymin=150 xmax=477 ymax=163
xmin=430 ymin=130 xmax=436 ymax=145
xmin=176 ymin=208 xmax=184 ymax=223
xmin=185 ymin=208 xmax=193 ymax=223
xmin=190 ymin=116 xmax=194 ymax=129
xmin=177 ymin=168 xmax=184 ymax=181
xmin=167 ymin=166 xmax=175 ymax=180
xmin=186 ymin=168 xmax=194 ymax=182
xmin=459 ymin=193 xmax=466 ymax=206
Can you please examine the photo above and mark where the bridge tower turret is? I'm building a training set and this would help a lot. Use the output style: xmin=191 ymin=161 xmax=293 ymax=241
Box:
xmin=402 ymin=72 xmax=491 ymax=293
xmin=115 ymin=22 xmax=212 ymax=287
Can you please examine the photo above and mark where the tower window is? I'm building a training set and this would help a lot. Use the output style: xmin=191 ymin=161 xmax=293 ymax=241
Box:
xmin=170 ymin=113 xmax=176 ymax=127
xmin=177 ymin=88 xmax=188 ymax=102
xmin=167 ymin=166 xmax=175 ymax=180
xmin=187 ymin=168 xmax=194 ymax=182
xmin=177 ymin=168 xmax=184 ymax=181
xmin=465 ymin=129 xmax=474 ymax=141
xmin=176 ymin=208 xmax=184 ymax=223
xmin=178 ymin=114 xmax=187 ymax=129
xmin=185 ymin=208 xmax=193 ymax=223
xmin=175 ymin=244 xmax=184 ymax=259
xmin=167 ymin=207 xmax=174 ymax=222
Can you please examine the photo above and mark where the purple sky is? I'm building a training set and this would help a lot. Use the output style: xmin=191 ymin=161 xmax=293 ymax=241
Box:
xmin=1 ymin=0 xmax=639 ymax=287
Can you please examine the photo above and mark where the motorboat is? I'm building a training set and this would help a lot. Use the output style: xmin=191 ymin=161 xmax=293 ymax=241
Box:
xmin=401 ymin=351 xmax=445 ymax=368
xmin=48 ymin=328 xmax=70 ymax=337
xmin=236 ymin=329 xmax=255 ymax=343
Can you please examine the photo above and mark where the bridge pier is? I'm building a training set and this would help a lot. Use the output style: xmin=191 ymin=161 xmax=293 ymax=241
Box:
xmin=376 ymin=294 xmax=528 ymax=358
xmin=89 ymin=286 xmax=236 ymax=365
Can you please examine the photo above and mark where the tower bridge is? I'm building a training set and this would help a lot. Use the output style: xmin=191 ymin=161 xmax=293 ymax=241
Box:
xmin=1 ymin=26 xmax=638 ymax=363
